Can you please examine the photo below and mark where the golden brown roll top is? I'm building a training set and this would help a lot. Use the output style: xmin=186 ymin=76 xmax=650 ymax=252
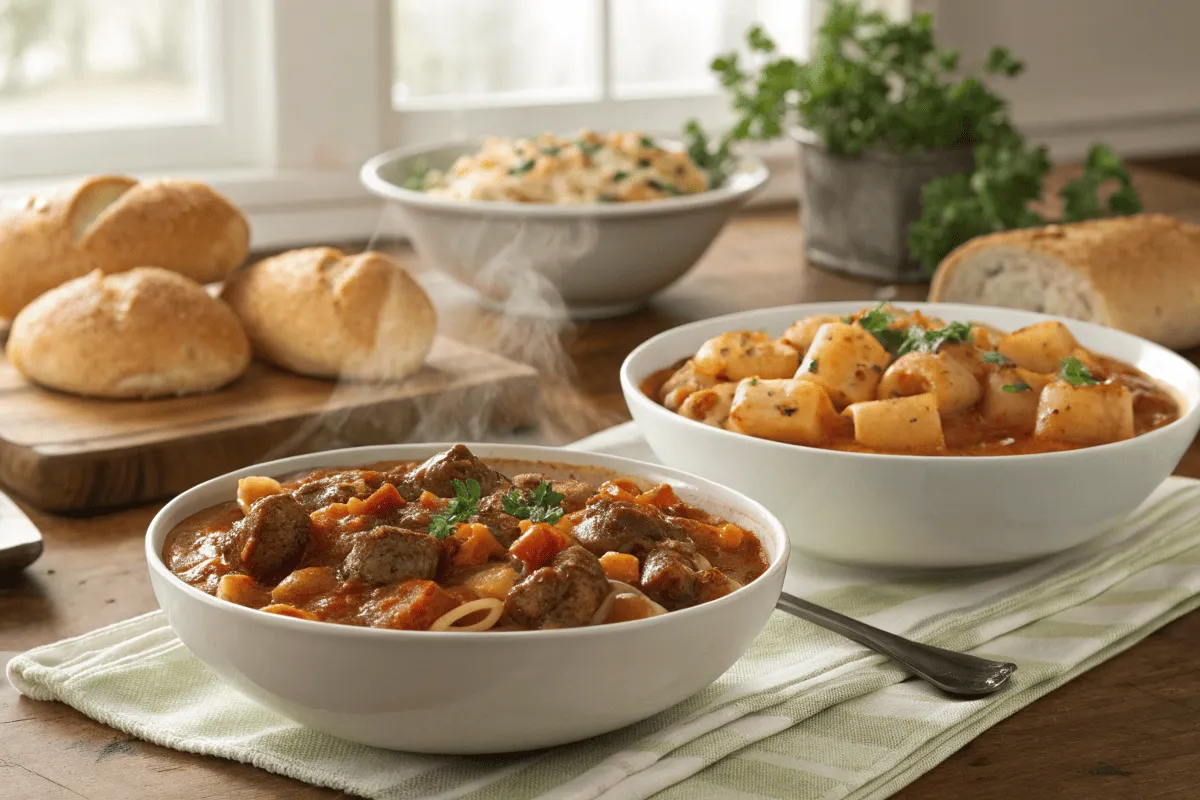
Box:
xmin=0 ymin=175 xmax=249 ymax=318
xmin=221 ymin=247 xmax=437 ymax=381
xmin=6 ymin=267 xmax=251 ymax=399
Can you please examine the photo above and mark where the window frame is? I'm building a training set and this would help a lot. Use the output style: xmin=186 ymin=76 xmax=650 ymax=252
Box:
xmin=0 ymin=0 xmax=264 ymax=181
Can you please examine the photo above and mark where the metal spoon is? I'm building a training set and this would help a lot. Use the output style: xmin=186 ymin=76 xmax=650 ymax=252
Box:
xmin=776 ymin=591 xmax=1016 ymax=696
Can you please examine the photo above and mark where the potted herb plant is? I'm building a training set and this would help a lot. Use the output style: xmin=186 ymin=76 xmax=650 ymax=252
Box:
xmin=692 ymin=0 xmax=1141 ymax=282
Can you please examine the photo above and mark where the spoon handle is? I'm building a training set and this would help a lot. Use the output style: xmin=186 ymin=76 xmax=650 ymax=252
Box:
xmin=776 ymin=591 xmax=1016 ymax=696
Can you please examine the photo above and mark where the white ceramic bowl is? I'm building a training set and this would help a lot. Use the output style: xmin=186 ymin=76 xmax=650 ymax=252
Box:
xmin=145 ymin=443 xmax=788 ymax=754
xmin=361 ymin=141 xmax=768 ymax=319
xmin=621 ymin=302 xmax=1200 ymax=569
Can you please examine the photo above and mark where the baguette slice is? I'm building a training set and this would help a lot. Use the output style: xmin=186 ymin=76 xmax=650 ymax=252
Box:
xmin=0 ymin=175 xmax=249 ymax=318
xmin=928 ymin=214 xmax=1200 ymax=350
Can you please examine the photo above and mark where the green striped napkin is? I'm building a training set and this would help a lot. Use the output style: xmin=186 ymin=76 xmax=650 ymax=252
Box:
xmin=9 ymin=422 xmax=1200 ymax=800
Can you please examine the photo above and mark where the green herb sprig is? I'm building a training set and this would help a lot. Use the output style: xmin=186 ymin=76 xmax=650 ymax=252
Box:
xmin=983 ymin=351 xmax=1010 ymax=365
xmin=501 ymin=481 xmax=566 ymax=525
xmin=896 ymin=322 xmax=973 ymax=356
xmin=1059 ymin=356 xmax=1098 ymax=387
xmin=1002 ymin=382 xmax=1032 ymax=393
xmin=428 ymin=479 xmax=482 ymax=539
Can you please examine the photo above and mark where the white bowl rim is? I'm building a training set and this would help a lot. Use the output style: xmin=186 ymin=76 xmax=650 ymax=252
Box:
xmin=620 ymin=300 xmax=1200 ymax=464
xmin=359 ymin=138 xmax=769 ymax=219
xmin=146 ymin=442 xmax=789 ymax=642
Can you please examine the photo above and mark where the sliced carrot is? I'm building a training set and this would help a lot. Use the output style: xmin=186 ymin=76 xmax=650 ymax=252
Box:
xmin=716 ymin=523 xmax=745 ymax=551
xmin=518 ymin=519 xmax=533 ymax=534
xmin=597 ymin=480 xmax=639 ymax=503
xmin=260 ymin=603 xmax=319 ymax=621
xmin=452 ymin=523 xmax=506 ymax=567
xmin=509 ymin=523 xmax=572 ymax=573
xmin=636 ymin=483 xmax=680 ymax=509
xmin=347 ymin=482 xmax=406 ymax=517
xmin=599 ymin=552 xmax=640 ymax=584
xmin=419 ymin=490 xmax=446 ymax=510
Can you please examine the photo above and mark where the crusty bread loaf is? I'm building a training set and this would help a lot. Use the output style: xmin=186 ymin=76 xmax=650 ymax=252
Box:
xmin=0 ymin=175 xmax=249 ymax=318
xmin=929 ymin=214 xmax=1200 ymax=350
xmin=6 ymin=268 xmax=251 ymax=399
xmin=221 ymin=248 xmax=437 ymax=381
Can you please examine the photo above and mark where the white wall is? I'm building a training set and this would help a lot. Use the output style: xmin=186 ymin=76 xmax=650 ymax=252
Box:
xmin=935 ymin=0 xmax=1200 ymax=159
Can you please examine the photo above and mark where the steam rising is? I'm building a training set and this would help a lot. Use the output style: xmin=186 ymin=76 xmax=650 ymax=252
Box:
xmin=255 ymin=202 xmax=622 ymax=461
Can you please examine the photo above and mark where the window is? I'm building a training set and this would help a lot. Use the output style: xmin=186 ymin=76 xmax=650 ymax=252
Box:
xmin=389 ymin=0 xmax=810 ymax=144
xmin=0 ymin=0 xmax=258 ymax=180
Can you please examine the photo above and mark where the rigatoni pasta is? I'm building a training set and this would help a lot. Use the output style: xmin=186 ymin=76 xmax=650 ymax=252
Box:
xmin=646 ymin=305 xmax=1180 ymax=456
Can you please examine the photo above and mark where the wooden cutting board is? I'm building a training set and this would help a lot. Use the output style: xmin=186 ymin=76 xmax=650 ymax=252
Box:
xmin=0 ymin=337 xmax=540 ymax=512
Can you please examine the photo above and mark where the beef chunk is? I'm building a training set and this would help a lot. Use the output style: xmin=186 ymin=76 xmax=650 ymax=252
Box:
xmin=224 ymin=494 xmax=313 ymax=584
xmin=404 ymin=445 xmax=510 ymax=498
xmin=504 ymin=545 xmax=610 ymax=629
xmin=469 ymin=493 xmax=523 ymax=547
xmin=341 ymin=526 xmax=440 ymax=585
xmin=292 ymin=471 xmax=384 ymax=512
xmin=511 ymin=473 xmax=594 ymax=513
xmin=571 ymin=498 xmax=679 ymax=556
xmin=640 ymin=542 xmax=701 ymax=610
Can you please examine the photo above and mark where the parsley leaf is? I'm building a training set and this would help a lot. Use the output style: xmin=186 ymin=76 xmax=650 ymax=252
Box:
xmin=639 ymin=135 xmax=656 ymax=149
xmin=983 ymin=350 xmax=1010 ymax=364
xmin=428 ymin=478 xmax=482 ymax=539
xmin=854 ymin=303 xmax=908 ymax=354
xmin=1002 ymin=382 xmax=1032 ymax=393
xmin=808 ymin=359 xmax=819 ymax=373
xmin=612 ymin=170 xmax=629 ymax=182
xmin=508 ymin=159 xmax=536 ymax=175
xmin=575 ymin=140 xmax=601 ymax=156
xmin=1059 ymin=356 xmax=1098 ymax=387
xmin=540 ymin=145 xmax=561 ymax=156
xmin=895 ymin=321 xmax=974 ymax=356
xmin=501 ymin=481 xmax=565 ymax=525
xmin=647 ymin=179 xmax=682 ymax=195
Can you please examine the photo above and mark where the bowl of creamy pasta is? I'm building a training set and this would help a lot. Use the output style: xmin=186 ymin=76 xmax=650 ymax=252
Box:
xmin=361 ymin=131 xmax=768 ymax=319
xmin=146 ymin=443 xmax=788 ymax=753
xmin=621 ymin=302 xmax=1200 ymax=568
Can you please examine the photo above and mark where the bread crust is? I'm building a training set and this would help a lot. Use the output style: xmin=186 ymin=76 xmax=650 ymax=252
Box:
xmin=221 ymin=248 xmax=437 ymax=381
xmin=6 ymin=267 xmax=251 ymax=399
xmin=0 ymin=175 xmax=249 ymax=318
xmin=929 ymin=214 xmax=1200 ymax=349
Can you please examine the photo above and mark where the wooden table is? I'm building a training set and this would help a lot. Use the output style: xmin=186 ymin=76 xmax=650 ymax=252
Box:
xmin=5 ymin=166 xmax=1200 ymax=799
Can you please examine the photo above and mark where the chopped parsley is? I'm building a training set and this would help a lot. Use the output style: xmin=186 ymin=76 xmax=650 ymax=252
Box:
xmin=598 ymin=194 xmax=618 ymax=202
xmin=428 ymin=479 xmax=482 ymax=539
xmin=540 ymin=145 xmax=561 ymax=156
xmin=612 ymin=170 xmax=629 ymax=182
xmin=501 ymin=481 xmax=565 ymax=524
xmin=575 ymin=140 xmax=601 ymax=155
xmin=749 ymin=378 xmax=759 ymax=386
xmin=647 ymin=179 xmax=682 ymax=195
xmin=508 ymin=159 xmax=536 ymax=175
xmin=403 ymin=159 xmax=432 ymax=191
xmin=1002 ymin=382 xmax=1032 ymax=393
xmin=1060 ymin=356 xmax=1098 ymax=386
xmin=854 ymin=303 xmax=908 ymax=354
xmin=840 ymin=314 xmax=854 ymax=324
xmin=639 ymin=135 xmax=656 ymax=149
xmin=637 ymin=158 xmax=651 ymax=168
xmin=808 ymin=359 xmax=819 ymax=373
xmin=983 ymin=350 xmax=1010 ymax=365
xmin=896 ymin=321 xmax=973 ymax=356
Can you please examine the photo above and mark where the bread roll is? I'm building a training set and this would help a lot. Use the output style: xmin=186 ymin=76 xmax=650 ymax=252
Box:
xmin=7 ymin=268 xmax=250 ymax=399
xmin=0 ymin=175 xmax=249 ymax=318
xmin=221 ymin=248 xmax=436 ymax=381
xmin=928 ymin=214 xmax=1200 ymax=350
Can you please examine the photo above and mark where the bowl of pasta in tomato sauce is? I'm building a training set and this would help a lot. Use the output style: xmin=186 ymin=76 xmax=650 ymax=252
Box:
xmin=621 ymin=301 xmax=1200 ymax=568
xmin=146 ymin=443 xmax=788 ymax=753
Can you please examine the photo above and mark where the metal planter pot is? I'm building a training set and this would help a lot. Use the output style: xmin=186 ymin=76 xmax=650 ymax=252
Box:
xmin=794 ymin=128 xmax=974 ymax=283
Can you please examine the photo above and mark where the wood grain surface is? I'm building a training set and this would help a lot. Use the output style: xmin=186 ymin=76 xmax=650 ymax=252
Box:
xmin=0 ymin=337 xmax=539 ymax=512
xmin=3 ymin=163 xmax=1200 ymax=799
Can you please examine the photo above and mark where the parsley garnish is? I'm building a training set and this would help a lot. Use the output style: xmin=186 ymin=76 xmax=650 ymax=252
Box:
xmin=896 ymin=321 xmax=973 ymax=356
xmin=840 ymin=314 xmax=853 ymax=324
xmin=428 ymin=478 xmax=482 ymax=539
xmin=647 ymin=179 xmax=682 ymax=195
xmin=598 ymin=194 xmax=618 ymax=203
xmin=854 ymin=303 xmax=908 ymax=354
xmin=501 ymin=481 xmax=565 ymax=524
xmin=613 ymin=170 xmax=629 ymax=182
xmin=808 ymin=359 xmax=819 ymax=373
xmin=983 ymin=350 xmax=1010 ymax=364
xmin=639 ymin=135 xmax=656 ymax=149
xmin=508 ymin=159 xmax=536 ymax=175
xmin=575 ymin=140 xmax=601 ymax=155
xmin=749 ymin=378 xmax=759 ymax=386
xmin=1002 ymin=382 xmax=1032 ymax=393
xmin=1060 ymin=356 xmax=1098 ymax=387
xmin=541 ymin=145 xmax=561 ymax=156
